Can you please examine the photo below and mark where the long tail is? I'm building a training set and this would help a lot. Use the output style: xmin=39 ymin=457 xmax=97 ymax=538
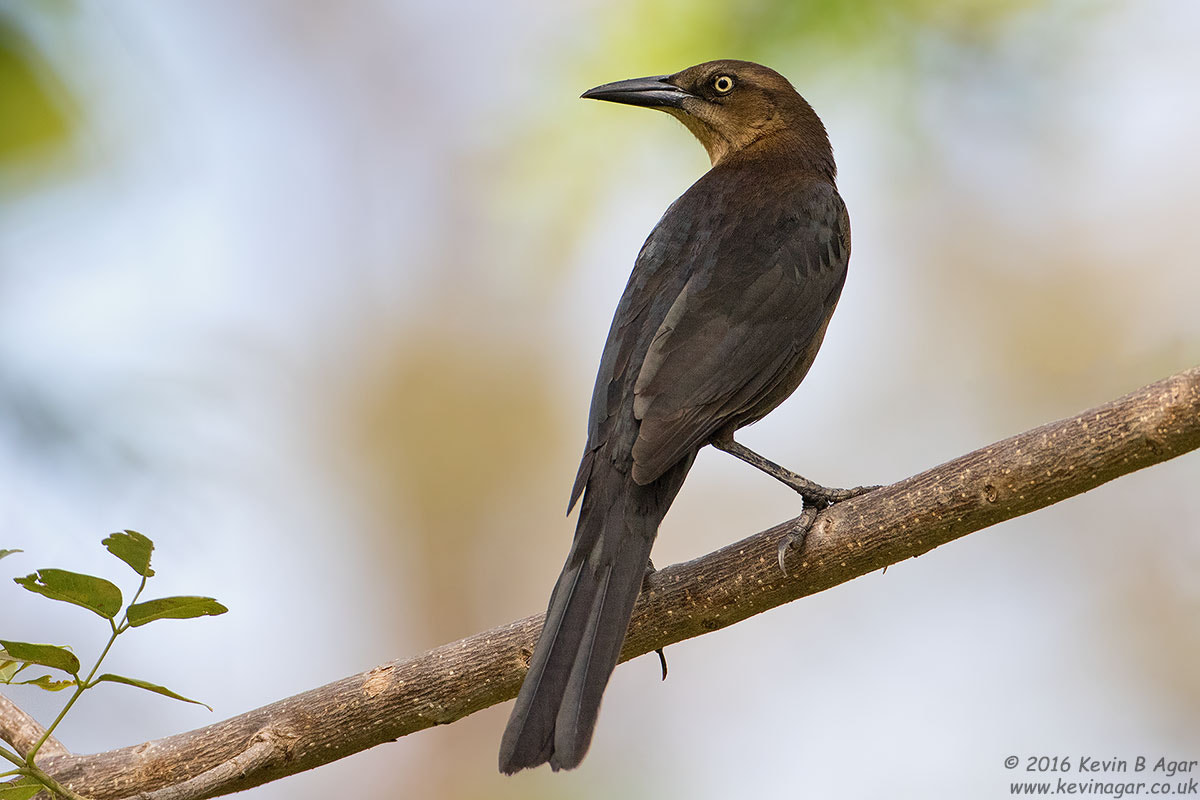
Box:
xmin=499 ymin=457 xmax=689 ymax=773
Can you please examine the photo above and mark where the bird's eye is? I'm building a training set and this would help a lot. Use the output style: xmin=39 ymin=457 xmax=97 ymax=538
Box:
xmin=712 ymin=75 xmax=734 ymax=94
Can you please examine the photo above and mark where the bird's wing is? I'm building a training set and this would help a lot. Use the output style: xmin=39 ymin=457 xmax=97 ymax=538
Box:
xmin=566 ymin=182 xmax=717 ymax=511
xmin=628 ymin=178 xmax=849 ymax=485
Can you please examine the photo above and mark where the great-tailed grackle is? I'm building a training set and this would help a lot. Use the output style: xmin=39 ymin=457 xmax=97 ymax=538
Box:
xmin=500 ymin=59 xmax=868 ymax=774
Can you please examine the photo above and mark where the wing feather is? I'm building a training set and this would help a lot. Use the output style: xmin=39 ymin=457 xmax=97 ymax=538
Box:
xmin=569 ymin=168 xmax=850 ymax=500
xmin=629 ymin=180 xmax=849 ymax=484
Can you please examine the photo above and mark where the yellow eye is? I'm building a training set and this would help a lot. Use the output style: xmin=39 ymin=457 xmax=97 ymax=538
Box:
xmin=712 ymin=75 xmax=734 ymax=94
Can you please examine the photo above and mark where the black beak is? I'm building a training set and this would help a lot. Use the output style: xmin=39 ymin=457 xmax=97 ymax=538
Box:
xmin=581 ymin=75 xmax=691 ymax=109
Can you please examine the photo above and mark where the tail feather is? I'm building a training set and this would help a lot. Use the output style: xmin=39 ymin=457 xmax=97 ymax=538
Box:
xmin=499 ymin=458 xmax=687 ymax=774
xmin=498 ymin=556 xmax=595 ymax=770
xmin=552 ymin=526 xmax=654 ymax=770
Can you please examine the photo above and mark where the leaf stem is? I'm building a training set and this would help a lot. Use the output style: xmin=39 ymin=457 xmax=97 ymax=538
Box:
xmin=1 ymin=745 xmax=24 ymax=768
xmin=25 ymin=574 xmax=147 ymax=763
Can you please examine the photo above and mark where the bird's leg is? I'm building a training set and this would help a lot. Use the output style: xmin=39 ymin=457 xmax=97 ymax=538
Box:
xmin=710 ymin=434 xmax=879 ymax=507
xmin=643 ymin=558 xmax=668 ymax=681
xmin=710 ymin=433 xmax=881 ymax=575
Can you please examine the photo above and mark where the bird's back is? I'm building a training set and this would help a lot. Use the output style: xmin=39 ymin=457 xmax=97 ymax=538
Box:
xmin=572 ymin=161 xmax=850 ymax=498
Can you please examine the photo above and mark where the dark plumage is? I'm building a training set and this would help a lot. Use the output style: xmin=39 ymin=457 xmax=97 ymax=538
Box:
xmin=500 ymin=59 xmax=851 ymax=774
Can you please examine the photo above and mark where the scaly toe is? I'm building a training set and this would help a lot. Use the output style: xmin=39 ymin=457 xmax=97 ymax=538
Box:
xmin=777 ymin=506 xmax=819 ymax=575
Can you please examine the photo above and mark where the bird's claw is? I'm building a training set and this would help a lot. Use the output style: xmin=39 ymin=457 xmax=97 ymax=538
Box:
xmin=776 ymin=484 xmax=883 ymax=575
xmin=777 ymin=505 xmax=819 ymax=576
xmin=644 ymin=559 xmax=668 ymax=679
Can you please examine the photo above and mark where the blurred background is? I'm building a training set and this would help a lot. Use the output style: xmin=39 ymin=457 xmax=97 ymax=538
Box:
xmin=1 ymin=0 xmax=1198 ymax=797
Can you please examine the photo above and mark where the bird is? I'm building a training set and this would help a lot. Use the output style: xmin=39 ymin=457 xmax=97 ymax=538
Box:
xmin=499 ymin=59 xmax=870 ymax=775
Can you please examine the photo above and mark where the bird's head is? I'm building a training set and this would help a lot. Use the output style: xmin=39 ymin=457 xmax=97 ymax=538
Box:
xmin=582 ymin=59 xmax=832 ymax=173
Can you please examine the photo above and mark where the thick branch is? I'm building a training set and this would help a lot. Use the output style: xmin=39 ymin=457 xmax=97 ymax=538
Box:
xmin=25 ymin=366 xmax=1200 ymax=799
xmin=114 ymin=738 xmax=279 ymax=800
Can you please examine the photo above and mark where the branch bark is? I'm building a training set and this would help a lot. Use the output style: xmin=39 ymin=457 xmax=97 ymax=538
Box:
xmin=17 ymin=365 xmax=1200 ymax=799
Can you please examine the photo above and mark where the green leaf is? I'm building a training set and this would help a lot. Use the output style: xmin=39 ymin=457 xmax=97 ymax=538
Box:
xmin=126 ymin=596 xmax=227 ymax=627
xmin=13 ymin=674 xmax=73 ymax=691
xmin=0 ymin=641 xmax=79 ymax=675
xmin=0 ymin=549 xmax=21 ymax=561
xmin=14 ymin=569 xmax=123 ymax=619
xmin=93 ymin=673 xmax=212 ymax=710
xmin=0 ymin=650 xmax=28 ymax=679
xmin=101 ymin=530 xmax=155 ymax=577
xmin=0 ymin=777 xmax=44 ymax=800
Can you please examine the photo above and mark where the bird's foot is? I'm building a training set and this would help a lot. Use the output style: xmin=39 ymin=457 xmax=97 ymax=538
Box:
xmin=643 ymin=558 xmax=669 ymax=681
xmin=797 ymin=480 xmax=881 ymax=507
xmin=709 ymin=434 xmax=881 ymax=575
xmin=710 ymin=435 xmax=880 ymax=508
xmin=777 ymin=505 xmax=819 ymax=576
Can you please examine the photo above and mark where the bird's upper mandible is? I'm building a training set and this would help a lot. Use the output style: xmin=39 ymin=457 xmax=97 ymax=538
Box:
xmin=582 ymin=59 xmax=835 ymax=177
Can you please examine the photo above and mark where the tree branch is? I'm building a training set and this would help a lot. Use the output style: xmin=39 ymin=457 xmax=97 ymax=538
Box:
xmin=113 ymin=737 xmax=280 ymax=800
xmin=18 ymin=366 xmax=1200 ymax=799
xmin=0 ymin=692 xmax=69 ymax=759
